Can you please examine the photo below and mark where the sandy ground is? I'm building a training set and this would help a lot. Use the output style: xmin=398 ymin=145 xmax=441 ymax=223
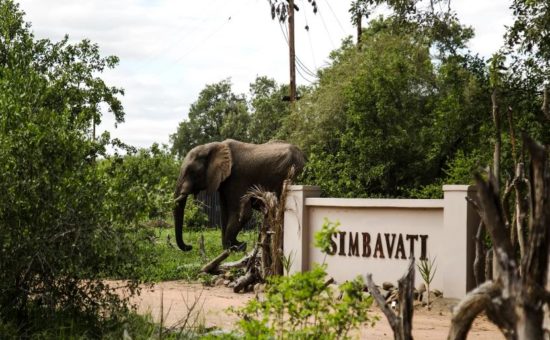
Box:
xmin=129 ymin=281 xmax=504 ymax=339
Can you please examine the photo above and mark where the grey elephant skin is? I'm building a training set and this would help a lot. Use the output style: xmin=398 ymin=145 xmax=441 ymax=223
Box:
xmin=173 ymin=139 xmax=305 ymax=252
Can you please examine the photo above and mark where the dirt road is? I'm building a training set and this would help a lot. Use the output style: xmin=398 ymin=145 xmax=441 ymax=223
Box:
xmin=130 ymin=281 xmax=503 ymax=339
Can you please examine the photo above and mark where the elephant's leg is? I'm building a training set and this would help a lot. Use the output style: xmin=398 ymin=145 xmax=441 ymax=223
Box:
xmin=220 ymin=195 xmax=228 ymax=244
xmin=223 ymin=201 xmax=251 ymax=251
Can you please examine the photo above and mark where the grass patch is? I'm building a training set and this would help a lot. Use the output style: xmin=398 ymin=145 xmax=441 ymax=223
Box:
xmin=134 ymin=228 xmax=257 ymax=282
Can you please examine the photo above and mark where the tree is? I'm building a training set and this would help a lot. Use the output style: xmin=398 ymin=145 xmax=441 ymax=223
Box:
xmin=170 ymin=79 xmax=249 ymax=158
xmin=282 ymin=18 xmax=489 ymax=198
xmin=503 ymin=0 xmax=550 ymax=145
xmin=247 ymin=76 xmax=291 ymax=144
xmin=0 ymin=1 xmax=140 ymax=335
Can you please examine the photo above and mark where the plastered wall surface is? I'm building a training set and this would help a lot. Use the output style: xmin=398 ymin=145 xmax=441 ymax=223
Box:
xmin=283 ymin=185 xmax=478 ymax=298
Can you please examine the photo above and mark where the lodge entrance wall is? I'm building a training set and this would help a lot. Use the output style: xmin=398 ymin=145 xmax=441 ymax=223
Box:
xmin=283 ymin=185 xmax=478 ymax=299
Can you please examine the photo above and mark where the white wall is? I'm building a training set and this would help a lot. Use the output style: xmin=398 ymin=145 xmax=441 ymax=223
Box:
xmin=283 ymin=185 xmax=478 ymax=298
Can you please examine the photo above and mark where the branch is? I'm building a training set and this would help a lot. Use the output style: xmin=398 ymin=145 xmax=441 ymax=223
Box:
xmin=365 ymin=274 xmax=399 ymax=331
xmin=200 ymin=246 xmax=237 ymax=274
xmin=447 ymin=281 xmax=501 ymax=340
xmin=474 ymin=171 xmax=516 ymax=277
xmin=366 ymin=257 xmax=415 ymax=340
xmin=521 ymin=136 xmax=549 ymax=288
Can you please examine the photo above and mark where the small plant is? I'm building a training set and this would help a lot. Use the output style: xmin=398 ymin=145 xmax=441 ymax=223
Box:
xmin=314 ymin=218 xmax=341 ymax=261
xmin=230 ymin=264 xmax=375 ymax=339
xmin=417 ymin=256 xmax=437 ymax=310
xmin=281 ymin=250 xmax=295 ymax=276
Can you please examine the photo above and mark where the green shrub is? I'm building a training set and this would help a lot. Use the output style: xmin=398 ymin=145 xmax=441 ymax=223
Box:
xmin=183 ymin=196 xmax=209 ymax=230
xmin=0 ymin=1 xmax=142 ymax=336
xmin=230 ymin=265 xmax=375 ymax=339
xmin=99 ymin=143 xmax=180 ymax=225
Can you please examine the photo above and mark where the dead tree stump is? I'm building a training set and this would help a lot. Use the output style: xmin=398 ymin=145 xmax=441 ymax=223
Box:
xmin=366 ymin=258 xmax=415 ymax=340
xmin=448 ymin=136 xmax=550 ymax=340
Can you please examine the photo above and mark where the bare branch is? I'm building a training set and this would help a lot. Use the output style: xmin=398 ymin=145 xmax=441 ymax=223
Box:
xmin=448 ymin=281 xmax=501 ymax=340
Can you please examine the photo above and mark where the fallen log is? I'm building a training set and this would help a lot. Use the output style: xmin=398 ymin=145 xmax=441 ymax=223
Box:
xmin=219 ymin=250 xmax=256 ymax=271
xmin=233 ymin=269 xmax=259 ymax=293
xmin=200 ymin=246 xmax=237 ymax=274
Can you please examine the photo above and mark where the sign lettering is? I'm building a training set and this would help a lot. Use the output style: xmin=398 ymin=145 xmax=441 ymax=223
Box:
xmin=327 ymin=231 xmax=428 ymax=260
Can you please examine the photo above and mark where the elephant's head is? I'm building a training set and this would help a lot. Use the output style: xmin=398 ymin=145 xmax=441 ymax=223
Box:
xmin=173 ymin=142 xmax=232 ymax=251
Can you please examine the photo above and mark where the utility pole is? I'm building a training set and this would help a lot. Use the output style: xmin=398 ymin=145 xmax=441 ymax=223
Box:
xmin=288 ymin=0 xmax=297 ymax=103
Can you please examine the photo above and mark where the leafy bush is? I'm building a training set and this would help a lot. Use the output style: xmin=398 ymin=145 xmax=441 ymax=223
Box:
xmin=183 ymin=196 xmax=209 ymax=230
xmin=231 ymin=265 xmax=375 ymax=339
xmin=0 ymin=1 xmax=142 ymax=336
xmin=227 ymin=218 xmax=375 ymax=339
xmin=99 ymin=143 xmax=179 ymax=224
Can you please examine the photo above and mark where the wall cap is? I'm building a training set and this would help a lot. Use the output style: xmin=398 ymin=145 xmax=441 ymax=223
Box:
xmin=442 ymin=184 xmax=477 ymax=192
xmin=287 ymin=185 xmax=322 ymax=192
xmin=305 ymin=198 xmax=444 ymax=208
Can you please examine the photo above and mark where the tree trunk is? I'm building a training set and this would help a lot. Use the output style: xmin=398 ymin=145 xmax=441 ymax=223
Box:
xmin=449 ymin=136 xmax=549 ymax=340
xmin=366 ymin=258 xmax=415 ymax=340
xmin=474 ymin=221 xmax=486 ymax=286
xmin=448 ymin=281 xmax=501 ymax=340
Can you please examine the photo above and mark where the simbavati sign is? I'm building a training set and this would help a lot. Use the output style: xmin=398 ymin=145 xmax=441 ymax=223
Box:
xmin=283 ymin=185 xmax=479 ymax=299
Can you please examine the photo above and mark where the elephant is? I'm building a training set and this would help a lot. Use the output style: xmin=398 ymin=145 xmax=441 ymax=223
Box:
xmin=173 ymin=139 xmax=305 ymax=252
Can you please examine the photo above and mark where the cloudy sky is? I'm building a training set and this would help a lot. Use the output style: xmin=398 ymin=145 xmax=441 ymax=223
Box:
xmin=17 ymin=0 xmax=513 ymax=149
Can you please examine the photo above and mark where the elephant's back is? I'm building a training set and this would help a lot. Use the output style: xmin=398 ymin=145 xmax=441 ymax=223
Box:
xmin=223 ymin=139 xmax=304 ymax=191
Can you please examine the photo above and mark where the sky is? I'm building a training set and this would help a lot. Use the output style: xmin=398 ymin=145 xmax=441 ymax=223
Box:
xmin=17 ymin=0 xmax=514 ymax=149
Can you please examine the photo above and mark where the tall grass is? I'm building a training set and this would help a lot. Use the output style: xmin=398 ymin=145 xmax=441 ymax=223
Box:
xmin=132 ymin=228 xmax=257 ymax=282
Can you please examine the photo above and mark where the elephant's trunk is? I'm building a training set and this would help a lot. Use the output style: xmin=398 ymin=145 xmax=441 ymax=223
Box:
xmin=174 ymin=194 xmax=193 ymax=252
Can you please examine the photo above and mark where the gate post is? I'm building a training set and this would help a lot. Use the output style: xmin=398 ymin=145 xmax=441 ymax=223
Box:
xmin=283 ymin=185 xmax=321 ymax=274
xmin=442 ymin=185 xmax=479 ymax=298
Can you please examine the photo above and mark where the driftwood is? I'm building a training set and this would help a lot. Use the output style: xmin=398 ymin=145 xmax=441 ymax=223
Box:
xmin=201 ymin=169 xmax=294 ymax=292
xmin=233 ymin=269 xmax=259 ymax=293
xmin=473 ymin=221 xmax=486 ymax=286
xmin=448 ymin=281 xmax=500 ymax=340
xmin=200 ymin=247 xmax=236 ymax=274
xmin=366 ymin=257 xmax=415 ymax=340
xmin=219 ymin=250 xmax=255 ymax=271
xmin=448 ymin=136 xmax=550 ymax=340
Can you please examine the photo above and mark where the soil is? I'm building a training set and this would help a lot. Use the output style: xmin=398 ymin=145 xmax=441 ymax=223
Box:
xmin=129 ymin=281 xmax=504 ymax=339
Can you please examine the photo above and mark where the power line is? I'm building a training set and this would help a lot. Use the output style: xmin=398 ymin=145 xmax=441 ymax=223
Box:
xmin=173 ymin=17 xmax=231 ymax=63
xmin=316 ymin=5 xmax=336 ymax=49
xmin=296 ymin=57 xmax=317 ymax=78
xmin=158 ymin=16 xmax=232 ymax=76
xmin=320 ymin=0 xmax=347 ymax=35
xmin=300 ymin=0 xmax=318 ymax=69
xmin=136 ymin=0 xmax=223 ymax=71
xmin=279 ymin=21 xmax=318 ymax=79
xmin=296 ymin=64 xmax=316 ymax=84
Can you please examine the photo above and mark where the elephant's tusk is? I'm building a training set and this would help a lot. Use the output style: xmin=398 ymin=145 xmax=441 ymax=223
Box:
xmin=175 ymin=194 xmax=185 ymax=203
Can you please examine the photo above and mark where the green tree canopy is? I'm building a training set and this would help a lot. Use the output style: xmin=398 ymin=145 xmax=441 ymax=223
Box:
xmin=170 ymin=79 xmax=248 ymax=158
xmin=0 ymin=0 xmax=142 ymax=335
xmin=170 ymin=76 xmax=293 ymax=158
xmin=247 ymin=76 xmax=291 ymax=144
xmin=281 ymin=18 xmax=490 ymax=198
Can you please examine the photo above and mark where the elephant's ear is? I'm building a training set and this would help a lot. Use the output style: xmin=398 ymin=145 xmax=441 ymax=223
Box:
xmin=206 ymin=142 xmax=232 ymax=192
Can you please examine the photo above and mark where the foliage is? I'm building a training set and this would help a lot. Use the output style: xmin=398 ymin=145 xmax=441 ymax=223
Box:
xmin=247 ymin=76 xmax=291 ymax=144
xmin=170 ymin=79 xmax=249 ymax=158
xmin=127 ymin=228 xmax=256 ymax=282
xmin=231 ymin=265 xmax=375 ymax=339
xmin=0 ymin=1 xmax=141 ymax=336
xmin=280 ymin=17 xmax=490 ymax=198
xmin=507 ymin=0 xmax=550 ymax=66
xmin=100 ymin=143 xmax=180 ymax=224
xmin=314 ymin=218 xmax=341 ymax=255
xmin=417 ymin=257 xmax=437 ymax=287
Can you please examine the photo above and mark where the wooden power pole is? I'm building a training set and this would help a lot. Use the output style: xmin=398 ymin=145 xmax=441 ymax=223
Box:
xmin=288 ymin=0 xmax=297 ymax=103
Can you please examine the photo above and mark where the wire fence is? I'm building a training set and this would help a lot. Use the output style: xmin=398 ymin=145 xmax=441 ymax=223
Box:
xmin=195 ymin=191 xmax=259 ymax=230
